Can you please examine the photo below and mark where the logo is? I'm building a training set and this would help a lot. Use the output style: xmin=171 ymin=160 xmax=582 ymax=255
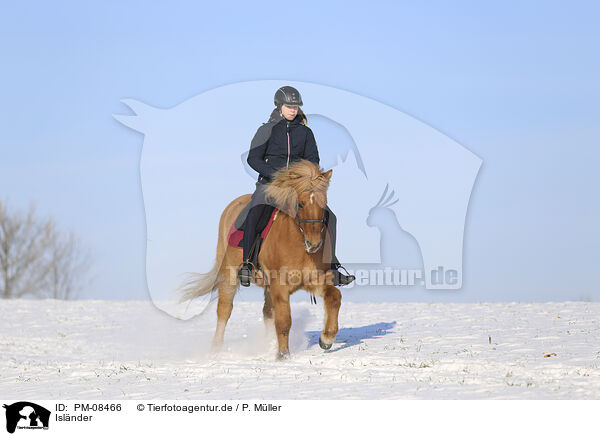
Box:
xmin=3 ymin=402 xmax=50 ymax=434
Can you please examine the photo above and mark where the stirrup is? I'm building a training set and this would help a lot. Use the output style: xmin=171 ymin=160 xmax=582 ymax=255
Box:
xmin=332 ymin=264 xmax=355 ymax=286
xmin=238 ymin=261 xmax=254 ymax=287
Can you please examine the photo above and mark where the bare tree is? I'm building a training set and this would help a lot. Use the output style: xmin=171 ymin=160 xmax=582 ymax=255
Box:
xmin=0 ymin=199 xmax=92 ymax=299
xmin=45 ymin=229 xmax=92 ymax=299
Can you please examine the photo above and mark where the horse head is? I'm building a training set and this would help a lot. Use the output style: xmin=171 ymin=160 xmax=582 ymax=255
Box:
xmin=265 ymin=160 xmax=333 ymax=254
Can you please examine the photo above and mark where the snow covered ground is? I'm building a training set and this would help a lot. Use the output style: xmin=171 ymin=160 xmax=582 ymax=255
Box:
xmin=1 ymin=299 xmax=598 ymax=399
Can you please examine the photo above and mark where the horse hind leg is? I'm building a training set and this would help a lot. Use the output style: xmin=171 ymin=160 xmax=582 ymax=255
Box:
xmin=263 ymin=288 xmax=273 ymax=323
xmin=212 ymin=268 xmax=238 ymax=352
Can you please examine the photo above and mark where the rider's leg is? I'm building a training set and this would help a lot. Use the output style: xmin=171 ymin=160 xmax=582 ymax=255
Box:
xmin=242 ymin=183 xmax=271 ymax=260
xmin=324 ymin=205 xmax=338 ymax=269
xmin=323 ymin=205 xmax=355 ymax=286
xmin=242 ymin=204 xmax=265 ymax=263
xmin=239 ymin=183 xmax=275 ymax=286
xmin=239 ymin=204 xmax=266 ymax=287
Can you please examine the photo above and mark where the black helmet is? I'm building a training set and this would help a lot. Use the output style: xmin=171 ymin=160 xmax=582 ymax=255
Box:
xmin=274 ymin=86 xmax=303 ymax=107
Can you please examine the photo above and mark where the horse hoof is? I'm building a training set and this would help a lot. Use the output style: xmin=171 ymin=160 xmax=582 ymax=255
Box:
xmin=319 ymin=336 xmax=333 ymax=350
xmin=277 ymin=350 xmax=290 ymax=360
xmin=210 ymin=341 xmax=223 ymax=354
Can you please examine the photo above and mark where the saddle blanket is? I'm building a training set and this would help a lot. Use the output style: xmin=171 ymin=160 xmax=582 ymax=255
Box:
xmin=227 ymin=207 xmax=279 ymax=248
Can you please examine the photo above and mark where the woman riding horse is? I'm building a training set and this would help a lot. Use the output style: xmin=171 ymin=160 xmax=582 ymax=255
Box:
xmin=239 ymin=86 xmax=355 ymax=287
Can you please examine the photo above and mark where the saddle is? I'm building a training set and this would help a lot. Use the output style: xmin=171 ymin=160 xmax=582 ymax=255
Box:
xmin=227 ymin=201 xmax=279 ymax=265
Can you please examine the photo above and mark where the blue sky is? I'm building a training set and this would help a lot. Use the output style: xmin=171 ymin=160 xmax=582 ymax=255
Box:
xmin=1 ymin=1 xmax=598 ymax=302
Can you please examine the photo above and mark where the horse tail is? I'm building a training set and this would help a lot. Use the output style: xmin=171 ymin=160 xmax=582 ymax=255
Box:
xmin=177 ymin=259 xmax=221 ymax=302
xmin=177 ymin=206 xmax=232 ymax=302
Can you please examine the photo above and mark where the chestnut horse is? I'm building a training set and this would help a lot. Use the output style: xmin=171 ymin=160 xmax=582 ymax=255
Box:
xmin=179 ymin=160 xmax=341 ymax=359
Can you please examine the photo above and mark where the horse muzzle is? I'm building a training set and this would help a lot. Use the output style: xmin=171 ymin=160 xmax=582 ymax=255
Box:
xmin=304 ymin=239 xmax=323 ymax=254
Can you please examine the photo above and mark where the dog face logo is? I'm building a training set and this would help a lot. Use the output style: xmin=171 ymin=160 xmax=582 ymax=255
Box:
xmin=3 ymin=402 xmax=50 ymax=433
xmin=114 ymin=80 xmax=482 ymax=318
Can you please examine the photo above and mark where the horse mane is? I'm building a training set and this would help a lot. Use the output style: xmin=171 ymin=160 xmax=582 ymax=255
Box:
xmin=265 ymin=160 xmax=330 ymax=217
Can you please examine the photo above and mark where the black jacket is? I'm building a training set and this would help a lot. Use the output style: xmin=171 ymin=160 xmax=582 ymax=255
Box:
xmin=247 ymin=112 xmax=320 ymax=184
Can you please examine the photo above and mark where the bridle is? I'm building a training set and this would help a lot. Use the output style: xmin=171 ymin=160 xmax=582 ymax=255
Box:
xmin=294 ymin=189 xmax=326 ymax=251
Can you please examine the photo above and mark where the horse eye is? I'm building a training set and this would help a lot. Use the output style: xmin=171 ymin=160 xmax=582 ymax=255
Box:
xmin=298 ymin=203 xmax=304 ymax=209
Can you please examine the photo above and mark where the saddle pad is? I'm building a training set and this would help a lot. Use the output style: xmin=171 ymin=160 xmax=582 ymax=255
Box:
xmin=227 ymin=208 xmax=279 ymax=248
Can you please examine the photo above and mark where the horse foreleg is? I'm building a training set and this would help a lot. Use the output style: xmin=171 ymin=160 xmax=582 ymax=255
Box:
xmin=320 ymin=284 xmax=342 ymax=350
xmin=270 ymin=284 xmax=292 ymax=359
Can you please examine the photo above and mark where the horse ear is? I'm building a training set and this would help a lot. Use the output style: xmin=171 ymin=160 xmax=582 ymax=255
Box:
xmin=322 ymin=169 xmax=333 ymax=181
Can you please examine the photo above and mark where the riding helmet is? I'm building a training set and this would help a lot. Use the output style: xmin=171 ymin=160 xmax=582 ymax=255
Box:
xmin=274 ymin=86 xmax=303 ymax=107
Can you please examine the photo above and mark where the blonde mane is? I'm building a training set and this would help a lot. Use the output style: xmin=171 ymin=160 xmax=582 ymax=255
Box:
xmin=264 ymin=160 xmax=331 ymax=217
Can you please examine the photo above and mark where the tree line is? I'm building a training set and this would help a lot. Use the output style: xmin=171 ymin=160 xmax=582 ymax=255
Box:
xmin=0 ymin=199 xmax=91 ymax=299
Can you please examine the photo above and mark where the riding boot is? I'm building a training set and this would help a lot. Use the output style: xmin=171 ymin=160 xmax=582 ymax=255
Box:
xmin=329 ymin=257 xmax=355 ymax=286
xmin=239 ymin=236 xmax=257 ymax=287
